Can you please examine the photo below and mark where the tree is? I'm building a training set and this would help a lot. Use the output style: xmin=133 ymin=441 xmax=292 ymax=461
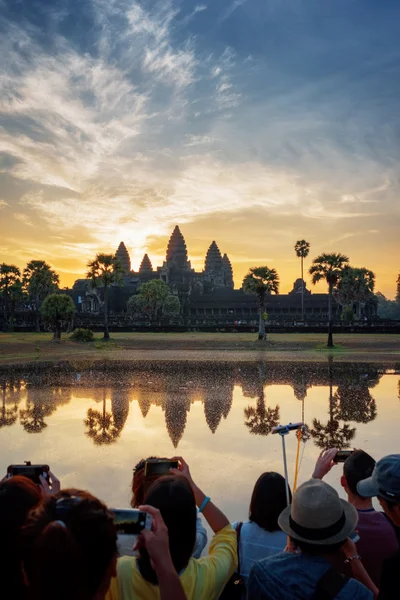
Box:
xmin=40 ymin=293 xmax=76 ymax=340
xmin=375 ymin=292 xmax=400 ymax=320
xmin=244 ymin=391 xmax=280 ymax=436
xmin=309 ymin=253 xmax=349 ymax=347
xmin=0 ymin=381 xmax=18 ymax=429
xmin=334 ymin=266 xmax=375 ymax=320
xmin=0 ymin=264 xmax=21 ymax=329
xmin=294 ymin=240 xmax=310 ymax=321
xmin=86 ymin=253 xmax=124 ymax=340
xmin=243 ymin=266 xmax=279 ymax=340
xmin=23 ymin=261 xmax=59 ymax=332
xmin=396 ymin=272 xmax=400 ymax=303
xmin=127 ymin=279 xmax=180 ymax=324
xmin=310 ymin=358 xmax=356 ymax=449
xmin=84 ymin=390 xmax=120 ymax=445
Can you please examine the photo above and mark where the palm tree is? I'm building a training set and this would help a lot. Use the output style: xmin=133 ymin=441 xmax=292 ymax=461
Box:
xmin=86 ymin=253 xmax=124 ymax=340
xmin=84 ymin=390 xmax=120 ymax=445
xmin=243 ymin=266 xmax=279 ymax=341
xmin=309 ymin=253 xmax=349 ymax=347
xmin=23 ymin=261 xmax=60 ymax=332
xmin=0 ymin=382 xmax=17 ymax=429
xmin=294 ymin=240 xmax=310 ymax=321
xmin=0 ymin=264 xmax=21 ymax=329
xmin=244 ymin=391 xmax=280 ymax=436
xmin=334 ymin=266 xmax=375 ymax=320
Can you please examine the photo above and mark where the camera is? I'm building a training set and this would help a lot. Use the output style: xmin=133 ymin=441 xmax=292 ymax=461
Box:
xmin=7 ymin=461 xmax=49 ymax=485
xmin=111 ymin=509 xmax=152 ymax=535
xmin=334 ymin=450 xmax=354 ymax=463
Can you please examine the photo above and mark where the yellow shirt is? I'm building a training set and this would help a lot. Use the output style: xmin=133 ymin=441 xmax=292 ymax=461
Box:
xmin=106 ymin=524 xmax=237 ymax=600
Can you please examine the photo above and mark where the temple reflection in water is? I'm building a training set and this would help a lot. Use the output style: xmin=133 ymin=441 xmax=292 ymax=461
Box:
xmin=1 ymin=360 xmax=395 ymax=449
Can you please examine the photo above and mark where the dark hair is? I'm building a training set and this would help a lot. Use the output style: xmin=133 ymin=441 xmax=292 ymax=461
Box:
xmin=131 ymin=456 xmax=163 ymax=508
xmin=291 ymin=538 xmax=346 ymax=555
xmin=249 ymin=472 xmax=291 ymax=532
xmin=21 ymin=489 xmax=117 ymax=600
xmin=138 ymin=476 xmax=196 ymax=585
xmin=343 ymin=450 xmax=375 ymax=497
xmin=0 ymin=476 xmax=42 ymax=598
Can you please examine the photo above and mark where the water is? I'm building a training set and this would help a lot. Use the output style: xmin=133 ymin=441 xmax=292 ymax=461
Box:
xmin=0 ymin=360 xmax=398 ymax=522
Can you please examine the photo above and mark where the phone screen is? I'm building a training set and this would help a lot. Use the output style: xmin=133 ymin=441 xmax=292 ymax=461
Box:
xmin=335 ymin=451 xmax=353 ymax=463
xmin=144 ymin=460 xmax=178 ymax=477
xmin=111 ymin=509 xmax=149 ymax=535
xmin=8 ymin=465 xmax=49 ymax=484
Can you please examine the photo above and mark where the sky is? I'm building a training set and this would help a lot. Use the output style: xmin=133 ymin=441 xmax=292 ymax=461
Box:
xmin=0 ymin=0 xmax=399 ymax=295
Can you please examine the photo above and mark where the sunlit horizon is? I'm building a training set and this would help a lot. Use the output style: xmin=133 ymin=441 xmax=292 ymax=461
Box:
xmin=0 ymin=0 xmax=399 ymax=297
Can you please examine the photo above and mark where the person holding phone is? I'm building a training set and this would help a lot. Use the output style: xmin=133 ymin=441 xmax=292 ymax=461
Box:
xmin=107 ymin=457 xmax=237 ymax=600
xmin=21 ymin=489 xmax=186 ymax=600
xmin=312 ymin=449 xmax=398 ymax=586
xmin=125 ymin=456 xmax=207 ymax=558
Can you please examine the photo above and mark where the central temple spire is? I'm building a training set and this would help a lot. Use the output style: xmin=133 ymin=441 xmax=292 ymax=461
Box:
xmin=165 ymin=225 xmax=189 ymax=268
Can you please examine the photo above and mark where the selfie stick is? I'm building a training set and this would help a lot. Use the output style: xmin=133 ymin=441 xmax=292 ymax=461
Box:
xmin=272 ymin=422 xmax=304 ymax=506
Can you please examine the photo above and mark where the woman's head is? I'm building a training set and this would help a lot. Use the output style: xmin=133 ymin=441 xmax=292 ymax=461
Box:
xmin=0 ymin=476 xmax=42 ymax=595
xmin=249 ymin=472 xmax=291 ymax=532
xmin=138 ymin=476 xmax=196 ymax=584
xmin=22 ymin=489 xmax=117 ymax=600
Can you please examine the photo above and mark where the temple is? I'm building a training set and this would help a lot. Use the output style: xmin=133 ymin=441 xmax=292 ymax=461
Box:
xmin=70 ymin=225 xmax=377 ymax=324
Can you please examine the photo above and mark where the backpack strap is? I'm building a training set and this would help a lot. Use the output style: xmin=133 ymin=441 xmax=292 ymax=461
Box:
xmin=310 ymin=567 xmax=348 ymax=600
xmin=236 ymin=522 xmax=243 ymax=576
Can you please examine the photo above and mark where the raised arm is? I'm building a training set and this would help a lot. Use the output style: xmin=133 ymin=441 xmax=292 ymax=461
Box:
xmin=139 ymin=505 xmax=187 ymax=600
xmin=171 ymin=457 xmax=229 ymax=533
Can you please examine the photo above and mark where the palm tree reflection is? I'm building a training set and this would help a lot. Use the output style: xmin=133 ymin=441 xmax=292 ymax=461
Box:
xmin=244 ymin=391 xmax=280 ymax=436
xmin=84 ymin=390 xmax=120 ymax=445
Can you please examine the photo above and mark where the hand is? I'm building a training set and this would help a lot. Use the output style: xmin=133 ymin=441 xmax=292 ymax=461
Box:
xmin=138 ymin=505 xmax=174 ymax=574
xmin=39 ymin=470 xmax=60 ymax=496
xmin=170 ymin=457 xmax=194 ymax=488
xmin=284 ymin=537 xmax=298 ymax=554
xmin=342 ymin=537 xmax=358 ymax=559
xmin=312 ymin=448 xmax=338 ymax=480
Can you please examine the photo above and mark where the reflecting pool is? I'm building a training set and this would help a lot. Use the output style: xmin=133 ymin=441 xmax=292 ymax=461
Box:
xmin=0 ymin=360 xmax=399 ymax=522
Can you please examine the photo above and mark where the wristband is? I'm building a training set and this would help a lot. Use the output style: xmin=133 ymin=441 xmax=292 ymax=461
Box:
xmin=199 ymin=496 xmax=211 ymax=513
xmin=344 ymin=554 xmax=361 ymax=564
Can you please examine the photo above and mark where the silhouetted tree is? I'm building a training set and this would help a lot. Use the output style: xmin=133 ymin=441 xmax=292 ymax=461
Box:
xmin=86 ymin=254 xmax=124 ymax=340
xmin=40 ymin=293 xmax=76 ymax=340
xmin=127 ymin=279 xmax=180 ymax=324
xmin=309 ymin=253 xmax=349 ymax=347
xmin=294 ymin=240 xmax=310 ymax=321
xmin=243 ymin=267 xmax=279 ymax=341
xmin=0 ymin=381 xmax=17 ymax=428
xmin=23 ymin=260 xmax=59 ymax=332
xmin=334 ymin=266 xmax=375 ymax=320
xmin=84 ymin=390 xmax=120 ymax=445
xmin=244 ymin=391 xmax=280 ymax=436
xmin=0 ymin=264 xmax=21 ymax=329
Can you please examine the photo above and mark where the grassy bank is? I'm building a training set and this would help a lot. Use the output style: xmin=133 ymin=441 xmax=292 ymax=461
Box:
xmin=0 ymin=331 xmax=399 ymax=365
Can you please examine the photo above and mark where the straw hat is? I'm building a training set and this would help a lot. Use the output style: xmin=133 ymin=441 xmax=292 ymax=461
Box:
xmin=278 ymin=479 xmax=358 ymax=545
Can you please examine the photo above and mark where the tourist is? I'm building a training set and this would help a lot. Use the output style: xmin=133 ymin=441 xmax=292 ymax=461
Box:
xmin=0 ymin=475 xmax=42 ymax=599
xmin=124 ymin=457 xmax=207 ymax=558
xmin=21 ymin=489 xmax=186 ymax=600
xmin=312 ymin=448 xmax=398 ymax=586
xmin=357 ymin=454 xmax=400 ymax=600
xmin=107 ymin=457 xmax=237 ymax=600
xmin=231 ymin=472 xmax=290 ymax=585
xmin=247 ymin=479 xmax=378 ymax=599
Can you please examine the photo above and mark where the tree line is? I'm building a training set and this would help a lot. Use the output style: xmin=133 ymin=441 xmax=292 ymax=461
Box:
xmin=1 ymin=246 xmax=399 ymax=343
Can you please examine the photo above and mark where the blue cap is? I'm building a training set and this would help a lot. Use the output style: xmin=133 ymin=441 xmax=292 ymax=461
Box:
xmin=357 ymin=454 xmax=400 ymax=501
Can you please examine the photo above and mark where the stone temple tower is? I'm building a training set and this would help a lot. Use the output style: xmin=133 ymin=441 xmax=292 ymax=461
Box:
xmin=139 ymin=253 xmax=153 ymax=274
xmin=222 ymin=253 xmax=234 ymax=288
xmin=115 ymin=242 xmax=131 ymax=274
xmin=165 ymin=225 xmax=191 ymax=269
xmin=204 ymin=241 xmax=225 ymax=286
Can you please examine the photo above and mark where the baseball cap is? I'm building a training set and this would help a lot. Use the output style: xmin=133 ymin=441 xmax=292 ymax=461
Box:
xmin=357 ymin=454 xmax=400 ymax=501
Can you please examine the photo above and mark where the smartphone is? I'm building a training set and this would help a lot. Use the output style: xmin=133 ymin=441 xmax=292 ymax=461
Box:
xmin=334 ymin=450 xmax=354 ymax=463
xmin=111 ymin=509 xmax=152 ymax=535
xmin=350 ymin=531 xmax=360 ymax=543
xmin=144 ymin=459 xmax=179 ymax=477
xmin=7 ymin=463 xmax=49 ymax=485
